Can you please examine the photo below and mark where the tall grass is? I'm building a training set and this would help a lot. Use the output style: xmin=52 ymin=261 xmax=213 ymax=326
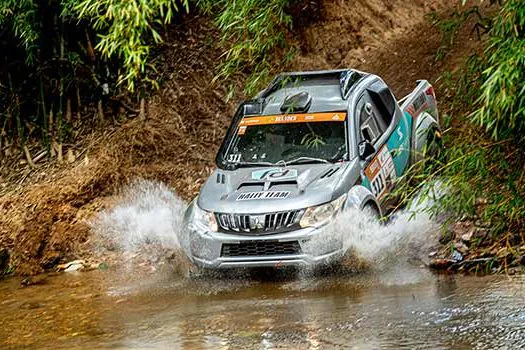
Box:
xmin=396 ymin=0 xmax=525 ymax=270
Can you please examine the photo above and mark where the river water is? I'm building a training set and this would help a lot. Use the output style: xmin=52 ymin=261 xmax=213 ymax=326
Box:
xmin=1 ymin=269 xmax=525 ymax=349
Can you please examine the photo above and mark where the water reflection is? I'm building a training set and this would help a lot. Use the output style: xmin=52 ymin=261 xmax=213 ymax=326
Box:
xmin=1 ymin=271 xmax=525 ymax=349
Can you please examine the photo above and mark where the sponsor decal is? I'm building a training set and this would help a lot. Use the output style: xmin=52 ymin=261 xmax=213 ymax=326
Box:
xmin=237 ymin=191 xmax=290 ymax=201
xmin=386 ymin=111 xmax=413 ymax=176
xmin=407 ymin=92 xmax=427 ymax=118
xmin=251 ymin=168 xmax=298 ymax=181
xmin=364 ymin=145 xmax=396 ymax=199
xmin=396 ymin=126 xmax=404 ymax=141
xmin=239 ymin=112 xmax=347 ymax=127
xmin=237 ymin=125 xmax=247 ymax=135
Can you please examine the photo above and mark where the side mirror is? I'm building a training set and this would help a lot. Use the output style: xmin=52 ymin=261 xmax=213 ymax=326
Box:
xmin=358 ymin=140 xmax=375 ymax=160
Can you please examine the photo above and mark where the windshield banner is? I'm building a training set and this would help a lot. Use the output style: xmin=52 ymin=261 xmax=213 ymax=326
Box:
xmin=239 ymin=112 xmax=347 ymax=127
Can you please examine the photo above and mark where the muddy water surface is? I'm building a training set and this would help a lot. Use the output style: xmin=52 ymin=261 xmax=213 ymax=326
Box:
xmin=1 ymin=268 xmax=524 ymax=349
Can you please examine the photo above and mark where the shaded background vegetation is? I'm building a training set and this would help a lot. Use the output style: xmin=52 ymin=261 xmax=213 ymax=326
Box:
xmin=0 ymin=0 xmax=317 ymax=164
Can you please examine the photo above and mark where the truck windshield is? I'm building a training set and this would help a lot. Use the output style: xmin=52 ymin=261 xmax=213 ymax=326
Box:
xmin=218 ymin=112 xmax=348 ymax=167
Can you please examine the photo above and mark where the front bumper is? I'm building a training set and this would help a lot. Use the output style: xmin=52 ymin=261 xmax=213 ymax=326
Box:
xmin=183 ymin=222 xmax=344 ymax=269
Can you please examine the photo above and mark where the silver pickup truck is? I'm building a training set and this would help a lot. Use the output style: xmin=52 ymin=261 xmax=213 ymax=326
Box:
xmin=181 ymin=69 xmax=440 ymax=269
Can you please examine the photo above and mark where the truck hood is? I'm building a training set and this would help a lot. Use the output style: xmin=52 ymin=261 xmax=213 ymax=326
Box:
xmin=197 ymin=163 xmax=351 ymax=214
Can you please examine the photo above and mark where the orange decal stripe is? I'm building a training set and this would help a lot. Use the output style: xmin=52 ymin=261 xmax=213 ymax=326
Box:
xmin=364 ymin=145 xmax=386 ymax=179
xmin=240 ymin=112 xmax=347 ymax=126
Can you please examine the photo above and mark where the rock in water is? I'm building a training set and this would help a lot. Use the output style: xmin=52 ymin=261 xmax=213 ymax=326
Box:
xmin=21 ymin=275 xmax=48 ymax=287
xmin=429 ymin=258 xmax=454 ymax=269
xmin=452 ymin=250 xmax=464 ymax=262
xmin=57 ymin=260 xmax=85 ymax=272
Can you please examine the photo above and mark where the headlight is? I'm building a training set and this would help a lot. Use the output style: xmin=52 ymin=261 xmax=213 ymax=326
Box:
xmin=192 ymin=201 xmax=218 ymax=232
xmin=299 ymin=194 xmax=347 ymax=228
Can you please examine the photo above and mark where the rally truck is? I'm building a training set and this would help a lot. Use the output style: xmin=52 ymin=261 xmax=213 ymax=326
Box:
xmin=181 ymin=69 xmax=440 ymax=269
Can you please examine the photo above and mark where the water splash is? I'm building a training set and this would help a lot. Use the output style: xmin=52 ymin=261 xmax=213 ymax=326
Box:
xmin=323 ymin=194 xmax=441 ymax=283
xmin=90 ymin=179 xmax=190 ymax=273
xmin=341 ymin=201 xmax=439 ymax=265
xmin=91 ymin=178 xmax=440 ymax=283
xmin=297 ymin=190 xmax=441 ymax=282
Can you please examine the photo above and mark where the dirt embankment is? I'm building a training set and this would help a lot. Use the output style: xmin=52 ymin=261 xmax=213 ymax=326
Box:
xmin=0 ymin=0 xmax=484 ymax=275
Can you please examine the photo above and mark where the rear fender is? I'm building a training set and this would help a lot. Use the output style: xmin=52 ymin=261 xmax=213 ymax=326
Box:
xmin=412 ymin=112 xmax=439 ymax=164
xmin=345 ymin=185 xmax=383 ymax=217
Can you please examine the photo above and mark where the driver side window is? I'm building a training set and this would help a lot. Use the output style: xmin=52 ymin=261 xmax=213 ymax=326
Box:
xmin=358 ymin=93 xmax=388 ymax=144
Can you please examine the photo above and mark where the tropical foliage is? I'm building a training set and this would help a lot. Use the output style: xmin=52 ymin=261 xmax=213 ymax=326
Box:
xmin=0 ymin=0 xmax=302 ymax=161
xmin=0 ymin=0 xmax=192 ymax=162
xmin=441 ymin=0 xmax=525 ymax=232
xmin=63 ymin=0 xmax=190 ymax=91
xmin=401 ymin=0 xmax=525 ymax=266
xmin=199 ymin=0 xmax=295 ymax=96
xmin=470 ymin=0 xmax=525 ymax=143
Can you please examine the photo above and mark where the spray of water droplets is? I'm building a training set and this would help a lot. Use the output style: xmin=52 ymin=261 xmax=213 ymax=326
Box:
xmin=91 ymin=179 xmax=441 ymax=280
xmin=90 ymin=179 xmax=190 ymax=273
xmin=339 ymin=199 xmax=439 ymax=267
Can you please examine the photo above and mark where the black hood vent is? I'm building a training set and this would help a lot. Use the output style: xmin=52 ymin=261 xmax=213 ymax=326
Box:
xmin=216 ymin=173 xmax=226 ymax=184
xmin=237 ymin=182 xmax=264 ymax=191
xmin=320 ymin=167 xmax=339 ymax=179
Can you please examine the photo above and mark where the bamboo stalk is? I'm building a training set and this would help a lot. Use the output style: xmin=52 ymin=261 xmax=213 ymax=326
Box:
xmin=76 ymin=86 xmax=82 ymax=121
xmin=14 ymin=96 xmax=23 ymax=147
xmin=98 ymin=100 xmax=104 ymax=122
xmin=66 ymin=98 xmax=72 ymax=123
xmin=40 ymin=78 xmax=50 ymax=155
xmin=139 ymin=98 xmax=146 ymax=120
xmin=51 ymin=140 xmax=62 ymax=162
xmin=23 ymin=145 xmax=35 ymax=168
xmin=48 ymin=108 xmax=54 ymax=137
xmin=85 ymin=30 xmax=96 ymax=64
xmin=57 ymin=143 xmax=63 ymax=163
xmin=57 ymin=16 xmax=65 ymax=163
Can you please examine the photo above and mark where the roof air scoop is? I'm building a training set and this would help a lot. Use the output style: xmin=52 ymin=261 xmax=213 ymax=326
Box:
xmin=280 ymin=91 xmax=312 ymax=113
xmin=340 ymin=70 xmax=364 ymax=99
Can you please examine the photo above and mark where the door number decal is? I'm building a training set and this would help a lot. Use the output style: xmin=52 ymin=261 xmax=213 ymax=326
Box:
xmin=364 ymin=145 xmax=397 ymax=199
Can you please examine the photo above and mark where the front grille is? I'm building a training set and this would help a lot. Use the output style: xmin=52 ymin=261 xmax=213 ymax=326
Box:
xmin=216 ymin=210 xmax=303 ymax=234
xmin=221 ymin=241 xmax=302 ymax=257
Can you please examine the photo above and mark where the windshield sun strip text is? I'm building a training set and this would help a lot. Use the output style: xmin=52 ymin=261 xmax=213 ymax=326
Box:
xmin=239 ymin=112 xmax=347 ymax=127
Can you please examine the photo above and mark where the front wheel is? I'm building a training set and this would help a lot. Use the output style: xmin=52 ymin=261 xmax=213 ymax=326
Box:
xmin=362 ymin=202 xmax=381 ymax=222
